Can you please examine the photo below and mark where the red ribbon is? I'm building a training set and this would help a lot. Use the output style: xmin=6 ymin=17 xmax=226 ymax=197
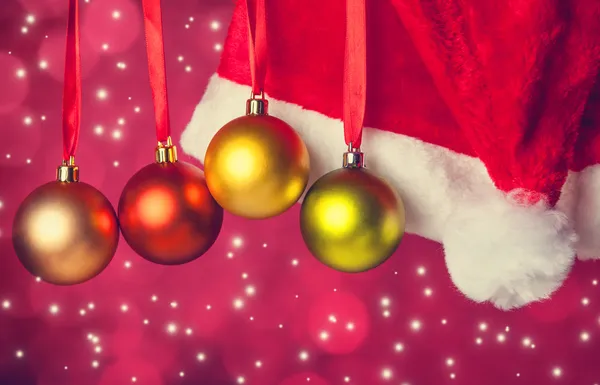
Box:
xmin=343 ymin=0 xmax=367 ymax=149
xmin=61 ymin=0 xmax=81 ymax=162
xmin=142 ymin=0 xmax=171 ymax=142
xmin=246 ymin=0 xmax=267 ymax=96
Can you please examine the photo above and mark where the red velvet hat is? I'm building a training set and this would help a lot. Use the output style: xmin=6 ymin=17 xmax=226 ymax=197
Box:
xmin=181 ymin=0 xmax=600 ymax=309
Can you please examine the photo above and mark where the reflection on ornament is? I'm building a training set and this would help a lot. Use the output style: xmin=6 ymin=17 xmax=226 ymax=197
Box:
xmin=300 ymin=148 xmax=405 ymax=273
xmin=204 ymin=97 xmax=310 ymax=219
xmin=12 ymin=159 xmax=119 ymax=285
xmin=119 ymin=139 xmax=223 ymax=265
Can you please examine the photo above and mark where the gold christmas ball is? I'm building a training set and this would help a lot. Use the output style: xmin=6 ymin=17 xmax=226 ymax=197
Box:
xmin=12 ymin=181 xmax=119 ymax=285
xmin=118 ymin=161 xmax=223 ymax=265
xmin=300 ymin=168 xmax=405 ymax=273
xmin=205 ymin=114 xmax=310 ymax=219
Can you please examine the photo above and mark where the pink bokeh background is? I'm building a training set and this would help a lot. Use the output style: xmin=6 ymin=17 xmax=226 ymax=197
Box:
xmin=0 ymin=1 xmax=599 ymax=384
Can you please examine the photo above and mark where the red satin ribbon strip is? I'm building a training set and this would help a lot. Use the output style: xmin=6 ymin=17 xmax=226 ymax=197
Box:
xmin=142 ymin=0 xmax=171 ymax=142
xmin=343 ymin=0 xmax=367 ymax=149
xmin=61 ymin=0 xmax=81 ymax=162
xmin=246 ymin=0 xmax=267 ymax=96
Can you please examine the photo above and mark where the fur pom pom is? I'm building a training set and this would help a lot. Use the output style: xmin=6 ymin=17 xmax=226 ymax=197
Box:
xmin=442 ymin=190 xmax=577 ymax=310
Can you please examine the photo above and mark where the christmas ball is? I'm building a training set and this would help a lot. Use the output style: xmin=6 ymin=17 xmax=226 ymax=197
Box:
xmin=300 ymin=168 xmax=405 ymax=273
xmin=12 ymin=181 xmax=119 ymax=285
xmin=205 ymin=111 xmax=310 ymax=219
xmin=118 ymin=161 xmax=223 ymax=265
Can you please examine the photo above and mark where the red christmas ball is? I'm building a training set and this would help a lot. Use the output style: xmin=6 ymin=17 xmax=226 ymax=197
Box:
xmin=118 ymin=161 xmax=223 ymax=265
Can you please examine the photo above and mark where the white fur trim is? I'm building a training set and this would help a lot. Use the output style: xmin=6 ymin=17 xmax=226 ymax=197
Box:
xmin=442 ymin=190 xmax=577 ymax=310
xmin=181 ymin=75 xmax=600 ymax=306
xmin=181 ymin=75 xmax=495 ymax=241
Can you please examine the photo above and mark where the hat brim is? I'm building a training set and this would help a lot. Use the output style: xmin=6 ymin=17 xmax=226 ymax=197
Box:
xmin=181 ymin=74 xmax=600 ymax=308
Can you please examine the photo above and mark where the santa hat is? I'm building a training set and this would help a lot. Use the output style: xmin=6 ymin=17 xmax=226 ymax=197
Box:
xmin=181 ymin=0 xmax=600 ymax=309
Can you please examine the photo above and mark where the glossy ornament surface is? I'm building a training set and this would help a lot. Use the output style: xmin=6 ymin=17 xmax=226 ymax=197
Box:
xmin=300 ymin=167 xmax=405 ymax=273
xmin=12 ymin=181 xmax=119 ymax=285
xmin=118 ymin=160 xmax=223 ymax=265
xmin=205 ymin=106 xmax=310 ymax=219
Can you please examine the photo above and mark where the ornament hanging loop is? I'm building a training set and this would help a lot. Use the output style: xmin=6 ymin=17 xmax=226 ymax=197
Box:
xmin=343 ymin=142 xmax=365 ymax=169
xmin=155 ymin=136 xmax=178 ymax=164
xmin=247 ymin=90 xmax=268 ymax=116
xmin=56 ymin=156 xmax=80 ymax=183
